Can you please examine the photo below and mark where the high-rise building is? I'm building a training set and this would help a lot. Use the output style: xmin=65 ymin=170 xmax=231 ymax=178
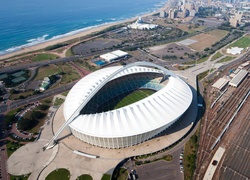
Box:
xmin=160 ymin=10 xmax=167 ymax=18
xmin=169 ymin=9 xmax=176 ymax=19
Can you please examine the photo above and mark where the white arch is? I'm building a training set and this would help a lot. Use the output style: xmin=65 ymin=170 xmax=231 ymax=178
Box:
xmin=45 ymin=62 xmax=176 ymax=149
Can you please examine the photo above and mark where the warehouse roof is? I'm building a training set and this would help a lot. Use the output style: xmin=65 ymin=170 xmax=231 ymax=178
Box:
xmin=212 ymin=78 xmax=229 ymax=90
xmin=229 ymin=70 xmax=248 ymax=87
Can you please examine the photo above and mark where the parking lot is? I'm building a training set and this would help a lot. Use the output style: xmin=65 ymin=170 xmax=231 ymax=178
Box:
xmin=130 ymin=148 xmax=184 ymax=180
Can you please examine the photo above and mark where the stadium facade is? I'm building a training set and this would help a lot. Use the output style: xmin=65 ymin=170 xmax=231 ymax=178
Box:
xmin=48 ymin=62 xmax=193 ymax=149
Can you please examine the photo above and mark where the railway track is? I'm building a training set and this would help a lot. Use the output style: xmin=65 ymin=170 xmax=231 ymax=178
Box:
xmin=196 ymin=77 xmax=250 ymax=179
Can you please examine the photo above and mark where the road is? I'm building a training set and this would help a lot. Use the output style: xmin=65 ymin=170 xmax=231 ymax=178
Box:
xmin=0 ymin=82 xmax=76 ymax=113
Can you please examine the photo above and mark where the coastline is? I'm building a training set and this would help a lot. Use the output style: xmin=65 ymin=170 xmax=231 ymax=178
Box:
xmin=0 ymin=1 xmax=169 ymax=60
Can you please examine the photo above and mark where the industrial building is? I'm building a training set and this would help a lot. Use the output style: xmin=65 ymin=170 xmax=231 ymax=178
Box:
xmin=46 ymin=62 xmax=193 ymax=149
xmin=229 ymin=69 xmax=248 ymax=87
xmin=100 ymin=50 xmax=129 ymax=62
xmin=212 ymin=78 xmax=229 ymax=91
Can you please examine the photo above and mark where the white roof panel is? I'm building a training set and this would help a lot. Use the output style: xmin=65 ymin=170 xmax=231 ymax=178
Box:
xmin=64 ymin=65 xmax=192 ymax=138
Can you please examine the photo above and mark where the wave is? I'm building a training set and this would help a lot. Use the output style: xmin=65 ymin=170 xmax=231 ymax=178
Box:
xmin=0 ymin=1 xmax=166 ymax=56
xmin=0 ymin=34 xmax=49 ymax=55
xmin=27 ymin=34 xmax=49 ymax=43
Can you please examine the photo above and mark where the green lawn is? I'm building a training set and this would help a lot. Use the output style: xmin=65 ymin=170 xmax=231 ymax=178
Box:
xmin=197 ymin=70 xmax=209 ymax=81
xmin=229 ymin=35 xmax=250 ymax=49
xmin=184 ymin=131 xmax=199 ymax=180
xmin=54 ymin=97 xmax=65 ymax=106
xmin=101 ymin=174 xmax=111 ymax=180
xmin=217 ymin=56 xmax=234 ymax=63
xmin=6 ymin=141 xmax=23 ymax=157
xmin=183 ymin=56 xmax=209 ymax=65
xmin=115 ymin=89 xmax=155 ymax=109
xmin=31 ymin=53 xmax=59 ymax=62
xmin=45 ymin=168 xmax=70 ymax=180
xmin=77 ymin=174 xmax=93 ymax=180
xmin=57 ymin=63 xmax=81 ymax=85
xmin=10 ymin=174 xmax=30 ymax=180
xmin=211 ymin=52 xmax=223 ymax=61
xmin=34 ymin=64 xmax=61 ymax=81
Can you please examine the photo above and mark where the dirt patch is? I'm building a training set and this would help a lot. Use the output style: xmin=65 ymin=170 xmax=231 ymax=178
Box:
xmin=188 ymin=30 xmax=228 ymax=51
xmin=149 ymin=43 xmax=194 ymax=62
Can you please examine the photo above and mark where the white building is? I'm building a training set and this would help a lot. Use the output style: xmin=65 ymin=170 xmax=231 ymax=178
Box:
xmin=212 ymin=78 xmax=229 ymax=91
xmin=128 ymin=17 xmax=158 ymax=30
xmin=59 ymin=62 xmax=193 ymax=148
xmin=100 ymin=50 xmax=129 ymax=62
xmin=39 ymin=77 xmax=50 ymax=91
xmin=229 ymin=69 xmax=248 ymax=87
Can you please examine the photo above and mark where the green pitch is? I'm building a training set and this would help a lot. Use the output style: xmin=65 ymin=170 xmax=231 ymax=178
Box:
xmin=114 ymin=89 xmax=155 ymax=109
xmin=98 ymin=89 xmax=155 ymax=112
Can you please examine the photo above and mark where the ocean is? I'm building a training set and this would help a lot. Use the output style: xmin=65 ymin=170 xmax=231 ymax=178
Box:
xmin=0 ymin=0 xmax=166 ymax=55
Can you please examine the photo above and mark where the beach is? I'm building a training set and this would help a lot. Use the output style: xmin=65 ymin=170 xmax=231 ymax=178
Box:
xmin=0 ymin=1 xmax=169 ymax=60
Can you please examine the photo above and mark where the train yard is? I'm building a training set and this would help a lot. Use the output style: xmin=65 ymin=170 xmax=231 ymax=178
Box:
xmin=195 ymin=64 xmax=250 ymax=179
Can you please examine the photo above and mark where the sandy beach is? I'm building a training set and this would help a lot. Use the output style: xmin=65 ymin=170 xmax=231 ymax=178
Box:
xmin=0 ymin=1 xmax=170 ymax=60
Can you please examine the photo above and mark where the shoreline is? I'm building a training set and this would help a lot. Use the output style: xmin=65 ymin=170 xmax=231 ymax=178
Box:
xmin=0 ymin=1 xmax=170 ymax=60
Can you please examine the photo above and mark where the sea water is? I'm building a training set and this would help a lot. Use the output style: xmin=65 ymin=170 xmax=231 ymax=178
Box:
xmin=0 ymin=0 xmax=166 ymax=55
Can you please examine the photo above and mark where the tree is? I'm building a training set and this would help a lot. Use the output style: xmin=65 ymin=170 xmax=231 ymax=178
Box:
xmin=31 ymin=111 xmax=46 ymax=120
xmin=17 ymin=118 xmax=38 ymax=131
xmin=4 ymin=114 xmax=16 ymax=129
xmin=37 ymin=104 xmax=50 ymax=111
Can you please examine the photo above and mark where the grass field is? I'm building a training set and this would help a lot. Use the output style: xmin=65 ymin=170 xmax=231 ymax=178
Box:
xmin=6 ymin=141 xmax=23 ymax=157
xmin=77 ymin=174 xmax=93 ymax=180
xmin=114 ymin=89 xmax=155 ymax=109
xmin=217 ymin=56 xmax=234 ymax=63
xmin=34 ymin=64 xmax=61 ymax=80
xmin=97 ymin=89 xmax=155 ymax=112
xmin=197 ymin=70 xmax=209 ymax=81
xmin=57 ymin=63 xmax=81 ymax=84
xmin=10 ymin=174 xmax=29 ymax=180
xmin=45 ymin=168 xmax=70 ymax=180
xmin=184 ymin=130 xmax=199 ymax=180
xmin=31 ymin=53 xmax=58 ymax=62
xmin=176 ymin=23 xmax=206 ymax=33
xmin=54 ymin=97 xmax=65 ymax=106
xmin=183 ymin=56 xmax=209 ymax=65
xmin=101 ymin=174 xmax=111 ymax=180
xmin=228 ymin=35 xmax=250 ymax=49
xmin=211 ymin=52 xmax=223 ymax=61
xmin=189 ymin=29 xmax=228 ymax=51
xmin=34 ymin=63 xmax=80 ymax=85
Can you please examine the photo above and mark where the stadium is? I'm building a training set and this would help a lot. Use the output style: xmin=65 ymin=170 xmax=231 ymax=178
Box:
xmin=47 ymin=62 xmax=193 ymax=149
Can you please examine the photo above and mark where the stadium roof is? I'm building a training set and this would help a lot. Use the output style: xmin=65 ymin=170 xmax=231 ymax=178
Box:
xmin=64 ymin=65 xmax=192 ymax=138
